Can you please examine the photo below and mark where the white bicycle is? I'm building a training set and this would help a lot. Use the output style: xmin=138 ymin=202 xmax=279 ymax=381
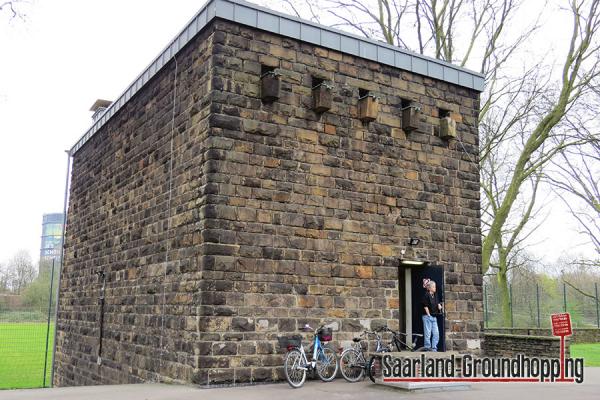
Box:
xmin=282 ymin=324 xmax=339 ymax=388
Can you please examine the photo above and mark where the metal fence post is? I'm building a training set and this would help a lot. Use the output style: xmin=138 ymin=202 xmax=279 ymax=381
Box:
xmin=510 ymin=284 xmax=514 ymax=328
xmin=484 ymin=284 xmax=488 ymax=328
xmin=50 ymin=150 xmax=72 ymax=387
xmin=595 ymin=282 xmax=599 ymax=329
xmin=536 ymin=283 xmax=541 ymax=328
xmin=42 ymin=259 xmax=56 ymax=387
xmin=563 ymin=283 xmax=567 ymax=312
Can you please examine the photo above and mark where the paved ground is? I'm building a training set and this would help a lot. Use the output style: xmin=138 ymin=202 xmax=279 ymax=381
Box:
xmin=1 ymin=368 xmax=599 ymax=400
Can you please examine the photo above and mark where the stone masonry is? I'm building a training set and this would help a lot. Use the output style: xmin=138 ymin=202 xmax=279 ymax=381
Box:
xmin=483 ymin=333 xmax=569 ymax=359
xmin=486 ymin=328 xmax=600 ymax=344
xmin=55 ymin=14 xmax=482 ymax=387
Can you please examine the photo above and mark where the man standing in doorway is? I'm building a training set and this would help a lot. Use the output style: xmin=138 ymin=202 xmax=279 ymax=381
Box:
xmin=422 ymin=280 xmax=443 ymax=351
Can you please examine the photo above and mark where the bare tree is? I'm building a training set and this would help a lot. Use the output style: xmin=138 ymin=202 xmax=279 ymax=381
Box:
xmin=0 ymin=262 xmax=11 ymax=293
xmin=0 ymin=0 xmax=27 ymax=21
xmin=265 ymin=0 xmax=534 ymax=75
xmin=482 ymin=149 xmax=545 ymax=325
xmin=6 ymin=250 xmax=35 ymax=294
xmin=480 ymin=0 xmax=600 ymax=273
xmin=547 ymin=135 xmax=600 ymax=256
xmin=476 ymin=0 xmax=600 ymax=323
xmin=559 ymin=257 xmax=600 ymax=314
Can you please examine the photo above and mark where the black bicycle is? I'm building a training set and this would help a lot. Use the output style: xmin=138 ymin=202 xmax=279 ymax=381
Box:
xmin=366 ymin=327 xmax=427 ymax=383
xmin=339 ymin=329 xmax=390 ymax=382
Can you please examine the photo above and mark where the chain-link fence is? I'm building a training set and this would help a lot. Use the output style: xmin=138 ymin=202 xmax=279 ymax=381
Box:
xmin=484 ymin=278 xmax=600 ymax=328
xmin=0 ymin=261 xmax=58 ymax=389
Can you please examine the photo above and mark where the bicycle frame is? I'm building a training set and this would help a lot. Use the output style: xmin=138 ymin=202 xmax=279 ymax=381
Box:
xmin=389 ymin=334 xmax=410 ymax=351
xmin=290 ymin=329 xmax=327 ymax=369
xmin=284 ymin=325 xmax=338 ymax=387
xmin=348 ymin=330 xmax=389 ymax=365
xmin=382 ymin=327 xmax=422 ymax=351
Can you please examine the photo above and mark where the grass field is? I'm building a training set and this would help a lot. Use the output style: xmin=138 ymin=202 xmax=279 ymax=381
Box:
xmin=571 ymin=343 xmax=600 ymax=367
xmin=0 ymin=322 xmax=54 ymax=389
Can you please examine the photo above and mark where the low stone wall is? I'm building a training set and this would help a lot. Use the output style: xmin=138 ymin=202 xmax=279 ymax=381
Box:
xmin=486 ymin=327 xmax=600 ymax=343
xmin=483 ymin=333 xmax=569 ymax=358
xmin=574 ymin=328 xmax=600 ymax=343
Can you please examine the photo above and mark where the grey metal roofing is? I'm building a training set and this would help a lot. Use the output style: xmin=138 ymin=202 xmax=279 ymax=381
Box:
xmin=70 ymin=0 xmax=485 ymax=155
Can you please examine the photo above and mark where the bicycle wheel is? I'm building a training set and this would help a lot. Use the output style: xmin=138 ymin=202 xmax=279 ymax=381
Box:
xmin=284 ymin=349 xmax=307 ymax=388
xmin=316 ymin=345 xmax=338 ymax=382
xmin=340 ymin=348 xmax=364 ymax=382
xmin=367 ymin=355 xmax=382 ymax=383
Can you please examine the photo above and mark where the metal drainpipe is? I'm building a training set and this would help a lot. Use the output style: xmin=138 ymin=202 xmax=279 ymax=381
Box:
xmin=50 ymin=150 xmax=72 ymax=387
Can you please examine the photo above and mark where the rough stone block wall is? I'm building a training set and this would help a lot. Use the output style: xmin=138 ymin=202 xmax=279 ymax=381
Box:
xmin=483 ymin=333 xmax=569 ymax=358
xmin=573 ymin=328 xmax=600 ymax=343
xmin=54 ymin=26 xmax=216 ymax=386
xmin=194 ymin=20 xmax=481 ymax=385
xmin=486 ymin=328 xmax=600 ymax=343
xmin=56 ymin=18 xmax=482 ymax=387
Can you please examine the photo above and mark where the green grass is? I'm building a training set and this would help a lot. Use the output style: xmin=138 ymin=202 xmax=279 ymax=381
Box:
xmin=571 ymin=343 xmax=600 ymax=367
xmin=0 ymin=322 xmax=54 ymax=389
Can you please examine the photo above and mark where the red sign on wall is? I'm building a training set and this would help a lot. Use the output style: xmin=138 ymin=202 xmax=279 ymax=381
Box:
xmin=551 ymin=313 xmax=572 ymax=336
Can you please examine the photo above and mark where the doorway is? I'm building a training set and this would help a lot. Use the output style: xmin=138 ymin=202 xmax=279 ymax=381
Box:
xmin=398 ymin=263 xmax=446 ymax=351
xmin=411 ymin=264 xmax=445 ymax=351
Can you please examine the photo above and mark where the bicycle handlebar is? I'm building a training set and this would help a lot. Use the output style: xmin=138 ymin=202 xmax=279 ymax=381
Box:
xmin=360 ymin=329 xmax=382 ymax=338
xmin=300 ymin=324 xmax=327 ymax=333
xmin=394 ymin=331 xmax=424 ymax=338
xmin=375 ymin=326 xmax=425 ymax=338
xmin=301 ymin=324 xmax=316 ymax=332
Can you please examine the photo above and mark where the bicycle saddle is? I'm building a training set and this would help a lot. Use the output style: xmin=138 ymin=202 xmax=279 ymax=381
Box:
xmin=352 ymin=337 xmax=361 ymax=342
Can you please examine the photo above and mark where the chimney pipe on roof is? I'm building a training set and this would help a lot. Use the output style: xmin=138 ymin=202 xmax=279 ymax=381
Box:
xmin=90 ymin=99 xmax=112 ymax=122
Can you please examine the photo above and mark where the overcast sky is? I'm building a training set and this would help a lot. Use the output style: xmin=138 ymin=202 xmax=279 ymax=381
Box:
xmin=0 ymin=0 xmax=595 ymax=267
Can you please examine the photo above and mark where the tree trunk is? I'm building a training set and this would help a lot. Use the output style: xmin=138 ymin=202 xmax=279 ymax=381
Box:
xmin=497 ymin=249 xmax=511 ymax=327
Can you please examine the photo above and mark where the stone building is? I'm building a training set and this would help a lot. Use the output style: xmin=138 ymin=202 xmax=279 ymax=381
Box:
xmin=54 ymin=0 xmax=484 ymax=387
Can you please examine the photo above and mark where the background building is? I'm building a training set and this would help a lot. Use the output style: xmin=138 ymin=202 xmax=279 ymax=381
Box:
xmin=55 ymin=0 xmax=483 ymax=387
xmin=40 ymin=213 xmax=64 ymax=271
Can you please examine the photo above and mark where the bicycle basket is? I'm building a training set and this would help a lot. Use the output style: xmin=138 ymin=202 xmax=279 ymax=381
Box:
xmin=277 ymin=335 xmax=302 ymax=349
xmin=317 ymin=327 xmax=333 ymax=342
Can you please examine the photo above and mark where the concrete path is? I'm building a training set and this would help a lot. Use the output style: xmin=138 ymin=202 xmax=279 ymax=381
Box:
xmin=1 ymin=368 xmax=599 ymax=400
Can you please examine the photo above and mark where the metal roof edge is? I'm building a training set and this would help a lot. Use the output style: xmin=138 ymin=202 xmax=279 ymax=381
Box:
xmin=70 ymin=0 xmax=484 ymax=155
xmin=224 ymin=0 xmax=485 ymax=79
xmin=70 ymin=0 xmax=218 ymax=155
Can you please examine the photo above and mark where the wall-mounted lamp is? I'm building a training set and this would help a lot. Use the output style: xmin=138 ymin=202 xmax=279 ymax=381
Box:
xmin=399 ymin=259 xmax=429 ymax=267
xmin=408 ymin=237 xmax=420 ymax=246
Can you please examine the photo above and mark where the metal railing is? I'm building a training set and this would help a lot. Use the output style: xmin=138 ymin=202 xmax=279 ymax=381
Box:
xmin=484 ymin=280 xmax=600 ymax=328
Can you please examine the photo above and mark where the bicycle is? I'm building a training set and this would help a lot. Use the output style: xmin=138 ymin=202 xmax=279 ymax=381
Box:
xmin=282 ymin=324 xmax=339 ymax=388
xmin=339 ymin=329 xmax=390 ymax=383
xmin=366 ymin=327 xmax=426 ymax=383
